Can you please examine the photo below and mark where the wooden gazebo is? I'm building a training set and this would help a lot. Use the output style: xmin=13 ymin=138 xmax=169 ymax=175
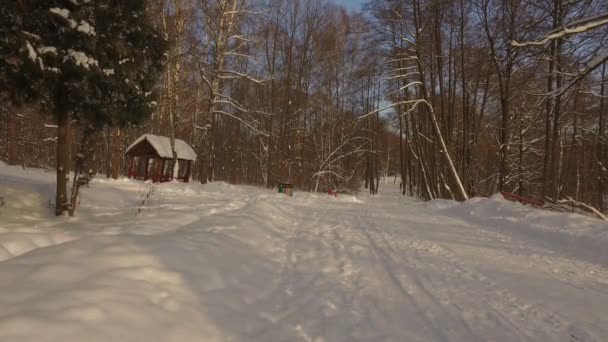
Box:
xmin=125 ymin=134 xmax=197 ymax=183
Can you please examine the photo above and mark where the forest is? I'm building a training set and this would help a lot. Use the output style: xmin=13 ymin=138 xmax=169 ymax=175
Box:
xmin=1 ymin=0 xmax=608 ymax=215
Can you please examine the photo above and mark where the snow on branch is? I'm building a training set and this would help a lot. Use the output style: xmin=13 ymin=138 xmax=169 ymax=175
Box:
xmin=67 ymin=49 xmax=99 ymax=69
xmin=76 ymin=21 xmax=95 ymax=36
xmin=558 ymin=196 xmax=608 ymax=221
xmin=49 ymin=7 xmax=78 ymax=29
xmin=49 ymin=7 xmax=70 ymax=19
xmin=580 ymin=90 xmax=608 ymax=98
xmin=357 ymin=99 xmax=430 ymax=120
xmin=25 ymin=41 xmax=37 ymax=62
xmin=547 ymin=54 xmax=608 ymax=97
xmin=224 ymin=9 xmax=268 ymax=16
xmin=212 ymin=110 xmax=269 ymax=137
xmin=218 ymin=70 xmax=267 ymax=85
xmin=511 ymin=13 xmax=608 ymax=47
xmin=384 ymin=72 xmax=420 ymax=81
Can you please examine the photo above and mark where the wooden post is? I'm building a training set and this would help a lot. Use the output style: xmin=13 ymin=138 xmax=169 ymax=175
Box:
xmin=128 ymin=156 xmax=134 ymax=179
xmin=144 ymin=158 xmax=150 ymax=181
xmin=287 ymin=184 xmax=293 ymax=197
xmin=155 ymin=159 xmax=162 ymax=182
xmin=185 ymin=161 xmax=192 ymax=183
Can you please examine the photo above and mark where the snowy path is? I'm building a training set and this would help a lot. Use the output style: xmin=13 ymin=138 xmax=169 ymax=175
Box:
xmin=260 ymin=188 xmax=608 ymax=342
xmin=0 ymin=167 xmax=607 ymax=341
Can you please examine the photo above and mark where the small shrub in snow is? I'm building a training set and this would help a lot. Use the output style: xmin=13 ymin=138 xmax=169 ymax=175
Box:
xmin=136 ymin=183 xmax=162 ymax=216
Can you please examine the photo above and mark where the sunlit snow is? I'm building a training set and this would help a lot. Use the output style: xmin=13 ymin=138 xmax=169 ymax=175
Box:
xmin=0 ymin=162 xmax=607 ymax=341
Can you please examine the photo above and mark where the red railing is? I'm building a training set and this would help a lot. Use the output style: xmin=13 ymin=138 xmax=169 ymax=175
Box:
xmin=472 ymin=190 xmax=544 ymax=207
xmin=500 ymin=192 xmax=544 ymax=207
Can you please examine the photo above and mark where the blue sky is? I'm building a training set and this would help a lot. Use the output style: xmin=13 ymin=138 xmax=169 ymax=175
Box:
xmin=332 ymin=0 xmax=365 ymax=11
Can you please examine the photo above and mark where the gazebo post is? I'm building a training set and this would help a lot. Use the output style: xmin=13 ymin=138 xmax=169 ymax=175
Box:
xmin=144 ymin=158 xmax=149 ymax=181
xmin=185 ymin=160 xmax=192 ymax=183
xmin=171 ymin=159 xmax=176 ymax=181
xmin=128 ymin=157 xmax=134 ymax=179
xmin=155 ymin=159 xmax=161 ymax=182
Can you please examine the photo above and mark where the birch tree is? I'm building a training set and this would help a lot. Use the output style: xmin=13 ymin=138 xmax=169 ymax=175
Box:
xmin=196 ymin=0 xmax=267 ymax=183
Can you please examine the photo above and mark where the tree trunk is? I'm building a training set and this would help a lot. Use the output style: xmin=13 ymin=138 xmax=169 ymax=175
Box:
xmin=398 ymin=107 xmax=406 ymax=195
xmin=542 ymin=44 xmax=555 ymax=198
xmin=598 ymin=63 xmax=606 ymax=211
xmin=6 ymin=105 xmax=18 ymax=166
xmin=550 ymin=37 xmax=564 ymax=199
xmin=68 ymin=128 xmax=96 ymax=216
xmin=55 ymin=110 xmax=69 ymax=216
xmin=498 ymin=96 xmax=510 ymax=192
xmin=111 ymin=127 xmax=121 ymax=179
xmin=169 ymin=65 xmax=179 ymax=180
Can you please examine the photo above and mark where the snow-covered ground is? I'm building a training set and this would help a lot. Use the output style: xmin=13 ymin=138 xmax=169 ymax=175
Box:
xmin=0 ymin=163 xmax=607 ymax=342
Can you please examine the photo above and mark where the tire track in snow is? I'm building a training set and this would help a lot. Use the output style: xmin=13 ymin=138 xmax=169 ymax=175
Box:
xmin=407 ymin=238 xmax=595 ymax=341
xmin=277 ymin=199 xmax=490 ymax=341
xmin=367 ymin=202 xmax=601 ymax=342
xmin=354 ymin=207 xmax=471 ymax=342
xmin=214 ymin=189 xmax=605 ymax=341
xmin=246 ymin=200 xmax=359 ymax=341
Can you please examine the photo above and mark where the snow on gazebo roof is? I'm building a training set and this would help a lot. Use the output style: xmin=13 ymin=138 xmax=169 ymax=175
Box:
xmin=126 ymin=134 xmax=197 ymax=161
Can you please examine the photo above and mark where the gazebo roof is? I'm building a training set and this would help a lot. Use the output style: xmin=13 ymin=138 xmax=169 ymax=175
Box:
xmin=126 ymin=134 xmax=197 ymax=161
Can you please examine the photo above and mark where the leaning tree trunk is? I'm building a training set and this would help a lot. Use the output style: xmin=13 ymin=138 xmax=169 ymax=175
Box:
xmin=414 ymin=60 xmax=468 ymax=201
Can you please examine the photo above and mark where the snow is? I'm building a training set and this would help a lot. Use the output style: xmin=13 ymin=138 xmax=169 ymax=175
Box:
xmin=126 ymin=134 xmax=197 ymax=161
xmin=512 ymin=12 xmax=608 ymax=47
xmin=68 ymin=19 xmax=78 ymax=29
xmin=25 ymin=41 xmax=37 ymax=62
xmin=67 ymin=49 xmax=99 ymax=69
xmin=49 ymin=7 xmax=77 ymax=29
xmin=49 ymin=8 xmax=70 ymax=19
xmin=76 ymin=20 xmax=96 ymax=36
xmin=21 ymin=31 xmax=41 ymax=41
xmin=0 ymin=163 xmax=607 ymax=341
xmin=37 ymin=46 xmax=57 ymax=55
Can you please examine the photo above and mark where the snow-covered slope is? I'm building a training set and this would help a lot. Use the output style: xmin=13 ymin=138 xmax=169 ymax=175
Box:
xmin=0 ymin=163 xmax=607 ymax=341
